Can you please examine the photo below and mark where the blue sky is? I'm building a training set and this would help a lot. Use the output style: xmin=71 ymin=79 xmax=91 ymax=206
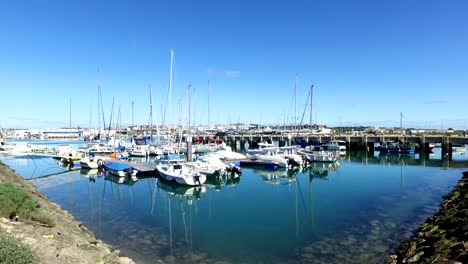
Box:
xmin=0 ymin=0 xmax=467 ymax=129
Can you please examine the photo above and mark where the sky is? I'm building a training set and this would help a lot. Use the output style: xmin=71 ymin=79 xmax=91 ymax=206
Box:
xmin=0 ymin=0 xmax=467 ymax=130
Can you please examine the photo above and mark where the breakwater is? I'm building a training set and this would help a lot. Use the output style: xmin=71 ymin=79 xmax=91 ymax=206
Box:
xmin=387 ymin=171 xmax=468 ymax=264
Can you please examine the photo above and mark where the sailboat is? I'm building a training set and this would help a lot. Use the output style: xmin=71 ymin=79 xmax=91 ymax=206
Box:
xmin=58 ymin=97 xmax=82 ymax=164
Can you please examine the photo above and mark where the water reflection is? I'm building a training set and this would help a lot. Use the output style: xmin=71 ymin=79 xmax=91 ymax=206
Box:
xmin=157 ymin=179 xmax=206 ymax=200
xmin=205 ymin=174 xmax=241 ymax=190
xmin=1 ymin=150 xmax=467 ymax=264
xmin=308 ymin=162 xmax=339 ymax=180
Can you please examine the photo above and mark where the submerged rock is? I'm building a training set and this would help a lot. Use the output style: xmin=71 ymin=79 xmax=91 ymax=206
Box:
xmin=388 ymin=171 xmax=468 ymax=263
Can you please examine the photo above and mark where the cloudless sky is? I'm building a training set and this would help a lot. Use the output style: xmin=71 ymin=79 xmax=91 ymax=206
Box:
xmin=1 ymin=0 xmax=467 ymax=129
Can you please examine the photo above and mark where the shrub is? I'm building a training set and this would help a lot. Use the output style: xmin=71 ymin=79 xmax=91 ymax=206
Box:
xmin=0 ymin=183 xmax=54 ymax=227
xmin=30 ymin=211 xmax=56 ymax=228
xmin=0 ymin=233 xmax=37 ymax=264
xmin=0 ymin=182 xmax=39 ymax=220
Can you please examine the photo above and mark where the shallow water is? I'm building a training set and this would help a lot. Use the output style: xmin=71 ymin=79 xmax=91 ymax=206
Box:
xmin=1 ymin=142 xmax=467 ymax=264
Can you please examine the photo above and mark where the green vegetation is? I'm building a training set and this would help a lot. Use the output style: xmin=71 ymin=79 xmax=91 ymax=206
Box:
xmin=0 ymin=183 xmax=55 ymax=227
xmin=0 ymin=233 xmax=37 ymax=264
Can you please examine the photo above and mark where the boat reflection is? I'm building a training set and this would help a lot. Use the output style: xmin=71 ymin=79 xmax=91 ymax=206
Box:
xmin=253 ymin=168 xmax=302 ymax=185
xmin=254 ymin=169 xmax=287 ymax=185
xmin=307 ymin=161 xmax=339 ymax=180
xmin=377 ymin=153 xmax=417 ymax=166
xmin=104 ymin=172 xmax=138 ymax=185
xmin=80 ymin=168 xmax=102 ymax=177
xmin=157 ymin=178 xmax=206 ymax=201
xmin=57 ymin=160 xmax=80 ymax=171
xmin=205 ymin=173 xmax=241 ymax=190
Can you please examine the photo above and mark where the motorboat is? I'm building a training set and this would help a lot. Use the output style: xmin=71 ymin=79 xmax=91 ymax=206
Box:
xmin=376 ymin=142 xmax=414 ymax=154
xmin=1 ymin=142 xmax=55 ymax=156
xmin=129 ymin=145 xmax=148 ymax=157
xmin=148 ymin=145 xmax=163 ymax=155
xmin=278 ymin=146 xmax=304 ymax=166
xmin=246 ymin=143 xmax=289 ymax=168
xmin=298 ymin=148 xmax=339 ymax=163
xmin=156 ymin=163 xmax=206 ymax=186
xmin=452 ymin=144 xmax=466 ymax=153
xmin=213 ymin=149 xmax=246 ymax=160
xmin=103 ymin=161 xmax=138 ymax=178
xmin=79 ymin=155 xmax=111 ymax=169
xmin=83 ymin=143 xmax=114 ymax=156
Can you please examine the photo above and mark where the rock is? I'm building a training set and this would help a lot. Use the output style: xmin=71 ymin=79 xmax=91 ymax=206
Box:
xmin=374 ymin=244 xmax=388 ymax=253
xmin=164 ymin=255 xmax=176 ymax=263
xmin=406 ymin=250 xmax=424 ymax=263
xmin=386 ymin=254 xmax=397 ymax=264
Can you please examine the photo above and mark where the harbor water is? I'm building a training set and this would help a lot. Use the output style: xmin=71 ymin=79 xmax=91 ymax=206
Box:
xmin=1 ymin=140 xmax=467 ymax=263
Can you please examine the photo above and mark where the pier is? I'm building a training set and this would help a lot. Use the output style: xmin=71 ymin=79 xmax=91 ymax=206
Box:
xmin=213 ymin=134 xmax=468 ymax=158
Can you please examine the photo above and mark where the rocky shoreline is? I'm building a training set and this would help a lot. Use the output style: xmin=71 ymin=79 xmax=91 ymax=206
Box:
xmin=387 ymin=171 xmax=468 ymax=264
xmin=0 ymin=161 xmax=135 ymax=264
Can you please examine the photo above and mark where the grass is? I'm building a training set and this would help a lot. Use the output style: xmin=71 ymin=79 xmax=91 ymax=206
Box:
xmin=0 ymin=233 xmax=37 ymax=264
xmin=0 ymin=182 xmax=55 ymax=227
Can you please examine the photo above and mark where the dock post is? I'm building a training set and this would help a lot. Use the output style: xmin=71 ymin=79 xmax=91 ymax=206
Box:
xmin=421 ymin=135 xmax=426 ymax=154
xmin=423 ymin=142 xmax=430 ymax=159
xmin=287 ymin=134 xmax=292 ymax=147
xmin=448 ymin=142 xmax=453 ymax=160
xmin=442 ymin=137 xmax=453 ymax=160
xmin=367 ymin=142 xmax=374 ymax=154
xmin=230 ymin=136 xmax=236 ymax=149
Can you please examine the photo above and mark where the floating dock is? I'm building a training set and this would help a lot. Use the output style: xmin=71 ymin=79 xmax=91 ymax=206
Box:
xmin=104 ymin=159 xmax=157 ymax=177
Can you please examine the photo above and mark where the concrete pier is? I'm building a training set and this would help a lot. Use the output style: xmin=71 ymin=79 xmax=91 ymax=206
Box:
xmin=208 ymin=134 xmax=467 ymax=156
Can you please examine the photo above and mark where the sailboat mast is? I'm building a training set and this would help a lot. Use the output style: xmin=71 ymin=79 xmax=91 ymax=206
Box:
xmin=178 ymin=97 xmax=182 ymax=130
xmin=108 ymin=96 xmax=114 ymax=138
xmin=69 ymin=97 xmax=72 ymax=133
xmin=208 ymin=80 xmax=211 ymax=127
xmin=295 ymin=73 xmax=298 ymax=132
xmin=188 ymin=85 xmax=191 ymax=131
xmin=149 ymin=85 xmax=153 ymax=140
xmin=116 ymin=105 xmax=121 ymax=147
xmin=193 ymin=87 xmax=197 ymax=128
xmin=89 ymin=104 xmax=92 ymax=133
xmin=168 ymin=49 xmax=174 ymax=130
xmin=97 ymin=70 xmax=101 ymax=132
xmin=309 ymin=84 xmax=314 ymax=130
xmin=149 ymin=85 xmax=159 ymax=143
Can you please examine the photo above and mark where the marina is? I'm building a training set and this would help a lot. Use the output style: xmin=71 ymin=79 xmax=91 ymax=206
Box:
xmin=1 ymin=1 xmax=467 ymax=263
xmin=1 ymin=138 xmax=467 ymax=263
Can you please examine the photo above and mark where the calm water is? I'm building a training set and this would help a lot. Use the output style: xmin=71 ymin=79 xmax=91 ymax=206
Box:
xmin=1 ymin=141 xmax=468 ymax=264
